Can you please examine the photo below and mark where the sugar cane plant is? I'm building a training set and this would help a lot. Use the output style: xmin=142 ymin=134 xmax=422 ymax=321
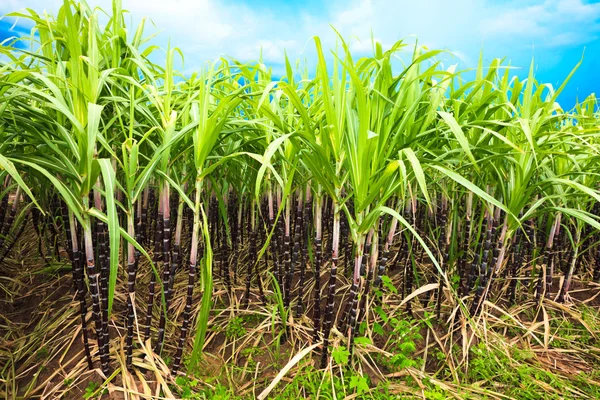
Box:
xmin=1 ymin=1 xmax=600 ymax=390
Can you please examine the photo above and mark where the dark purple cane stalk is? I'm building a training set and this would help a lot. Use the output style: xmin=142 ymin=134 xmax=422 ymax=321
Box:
xmin=240 ymin=199 xmax=246 ymax=249
xmin=536 ymin=214 xmax=560 ymax=301
xmin=290 ymin=191 xmax=303 ymax=311
xmin=403 ymin=200 xmax=416 ymax=312
xmin=341 ymin=279 xmax=358 ymax=338
xmin=463 ymin=208 xmax=485 ymax=298
xmin=253 ymin=229 xmax=267 ymax=305
xmin=93 ymin=186 xmax=110 ymax=373
xmin=347 ymin=228 xmax=372 ymax=334
xmin=63 ymin=209 xmax=92 ymax=369
xmin=363 ymin=230 xmax=373 ymax=278
xmin=243 ymin=200 xmax=257 ymax=308
xmin=358 ymin=227 xmax=377 ymax=325
xmin=458 ymin=193 xmax=473 ymax=290
xmin=470 ymin=209 xmax=494 ymax=316
xmin=282 ymin=232 xmax=292 ymax=308
xmin=170 ymin=191 xmax=178 ymax=236
xmin=507 ymin=218 xmax=524 ymax=303
xmin=521 ymin=218 xmax=535 ymax=288
xmin=184 ymin=201 xmax=194 ymax=258
xmin=231 ymin=198 xmax=241 ymax=286
xmin=516 ymin=218 xmax=532 ymax=289
xmin=283 ymin=197 xmax=293 ymax=308
xmin=223 ymin=192 xmax=232 ymax=294
xmin=59 ymin=201 xmax=73 ymax=261
xmin=389 ymin=212 xmax=403 ymax=273
xmin=595 ymin=243 xmax=600 ymax=282
xmin=31 ymin=206 xmax=45 ymax=261
xmin=0 ymin=187 xmax=20 ymax=252
xmin=172 ymin=256 xmax=196 ymax=374
xmin=156 ymin=185 xmax=172 ymax=354
xmin=529 ymin=215 xmax=546 ymax=293
xmin=320 ymin=203 xmax=340 ymax=368
xmin=70 ymin=216 xmax=94 ymax=370
xmin=267 ymin=189 xmax=280 ymax=288
xmin=0 ymin=178 xmax=10 ymax=230
xmin=83 ymin=208 xmax=109 ymax=375
xmin=0 ymin=212 xmax=28 ymax=263
xmin=343 ymin=215 xmax=352 ymax=277
xmin=227 ymin=195 xmax=239 ymax=290
xmin=50 ymin=195 xmax=62 ymax=260
xmin=144 ymin=194 xmax=163 ymax=342
xmin=173 ymin=180 xmax=202 ymax=374
xmin=345 ymin=238 xmax=364 ymax=359
xmin=479 ymin=213 xmax=507 ymax=310
xmin=169 ymin=195 xmax=185 ymax=294
xmin=435 ymin=198 xmax=448 ymax=320
xmin=276 ymin=204 xmax=285 ymax=288
xmin=312 ymin=195 xmax=323 ymax=344
xmin=254 ymin=198 xmax=267 ymax=305
xmin=125 ymin=207 xmax=138 ymax=370
xmin=376 ymin=215 xmax=398 ymax=291
xmin=296 ymin=187 xmax=311 ymax=316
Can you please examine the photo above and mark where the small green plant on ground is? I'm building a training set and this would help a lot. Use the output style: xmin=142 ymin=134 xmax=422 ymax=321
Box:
xmin=386 ymin=317 xmax=422 ymax=370
xmin=83 ymin=381 xmax=103 ymax=400
xmin=467 ymin=341 xmax=570 ymax=399
xmin=226 ymin=316 xmax=247 ymax=340
xmin=372 ymin=304 xmax=423 ymax=372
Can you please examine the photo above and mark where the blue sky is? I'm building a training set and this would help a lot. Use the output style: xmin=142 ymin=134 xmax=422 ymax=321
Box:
xmin=1 ymin=0 xmax=599 ymax=107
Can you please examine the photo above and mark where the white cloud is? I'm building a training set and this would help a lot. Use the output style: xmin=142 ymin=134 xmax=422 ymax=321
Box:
xmin=481 ymin=0 xmax=600 ymax=46
xmin=1 ymin=0 xmax=599 ymax=72
xmin=3 ymin=0 xmax=63 ymax=14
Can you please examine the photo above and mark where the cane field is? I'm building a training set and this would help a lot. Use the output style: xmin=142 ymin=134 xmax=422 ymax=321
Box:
xmin=0 ymin=1 xmax=599 ymax=399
